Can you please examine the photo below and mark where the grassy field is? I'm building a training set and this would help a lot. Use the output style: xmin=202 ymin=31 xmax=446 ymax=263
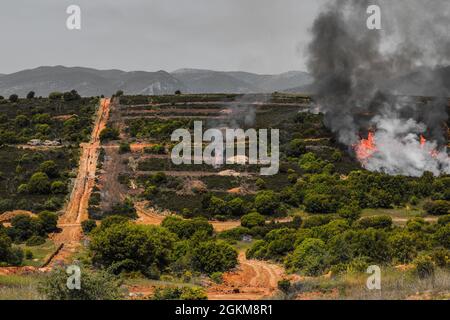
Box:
xmin=279 ymin=267 xmax=450 ymax=300
xmin=0 ymin=274 xmax=43 ymax=300
xmin=16 ymin=240 xmax=57 ymax=267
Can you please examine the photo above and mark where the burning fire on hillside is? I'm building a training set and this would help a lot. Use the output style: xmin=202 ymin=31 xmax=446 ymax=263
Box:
xmin=353 ymin=125 xmax=450 ymax=176
xmin=306 ymin=0 xmax=450 ymax=177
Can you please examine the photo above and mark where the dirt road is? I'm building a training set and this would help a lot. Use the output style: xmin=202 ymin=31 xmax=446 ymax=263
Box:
xmin=135 ymin=201 xmax=290 ymax=300
xmin=135 ymin=201 xmax=240 ymax=232
xmin=207 ymin=252 xmax=288 ymax=300
xmin=49 ymin=98 xmax=110 ymax=265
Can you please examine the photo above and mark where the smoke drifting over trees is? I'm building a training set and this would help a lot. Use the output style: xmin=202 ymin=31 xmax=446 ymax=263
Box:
xmin=306 ymin=0 xmax=450 ymax=176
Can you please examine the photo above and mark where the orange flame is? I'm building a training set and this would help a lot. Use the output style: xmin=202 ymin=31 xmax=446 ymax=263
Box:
xmin=354 ymin=131 xmax=377 ymax=161
xmin=420 ymin=135 xmax=439 ymax=158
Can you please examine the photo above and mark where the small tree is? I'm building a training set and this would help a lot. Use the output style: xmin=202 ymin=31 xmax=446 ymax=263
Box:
xmin=192 ymin=241 xmax=238 ymax=274
xmin=26 ymin=91 xmax=35 ymax=99
xmin=49 ymin=92 xmax=63 ymax=100
xmin=51 ymin=181 xmax=66 ymax=194
xmin=285 ymin=238 xmax=329 ymax=276
xmin=99 ymin=127 xmax=120 ymax=142
xmin=254 ymin=190 xmax=281 ymax=215
xmin=38 ymin=211 xmax=58 ymax=233
xmin=38 ymin=267 xmax=123 ymax=300
xmin=277 ymin=279 xmax=291 ymax=294
xmin=28 ymin=172 xmax=51 ymax=194
xmin=424 ymin=200 xmax=450 ymax=216
xmin=413 ymin=254 xmax=435 ymax=279
xmin=39 ymin=160 xmax=59 ymax=178
xmin=9 ymin=94 xmax=19 ymax=103
xmin=81 ymin=220 xmax=97 ymax=234
xmin=241 ymin=212 xmax=265 ymax=229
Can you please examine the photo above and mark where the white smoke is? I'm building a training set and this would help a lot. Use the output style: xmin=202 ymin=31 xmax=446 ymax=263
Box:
xmin=363 ymin=108 xmax=450 ymax=176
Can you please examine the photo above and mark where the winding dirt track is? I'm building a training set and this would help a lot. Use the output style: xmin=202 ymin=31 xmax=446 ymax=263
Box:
xmin=135 ymin=201 xmax=241 ymax=232
xmin=49 ymin=98 xmax=110 ymax=265
xmin=135 ymin=201 xmax=290 ymax=300
xmin=207 ymin=252 xmax=288 ymax=300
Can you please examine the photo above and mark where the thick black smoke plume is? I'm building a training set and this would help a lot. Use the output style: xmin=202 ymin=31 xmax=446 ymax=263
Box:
xmin=307 ymin=0 xmax=450 ymax=176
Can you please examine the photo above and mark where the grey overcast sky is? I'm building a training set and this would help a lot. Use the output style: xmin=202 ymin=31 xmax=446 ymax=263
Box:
xmin=0 ymin=0 xmax=325 ymax=74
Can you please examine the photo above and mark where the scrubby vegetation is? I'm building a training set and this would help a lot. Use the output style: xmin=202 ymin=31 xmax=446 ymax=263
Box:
xmin=244 ymin=212 xmax=449 ymax=277
xmin=88 ymin=215 xmax=238 ymax=278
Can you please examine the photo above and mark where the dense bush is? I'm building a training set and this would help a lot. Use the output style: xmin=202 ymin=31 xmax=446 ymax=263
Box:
xmin=9 ymin=94 xmax=19 ymax=103
xmin=26 ymin=235 xmax=46 ymax=246
xmin=192 ymin=240 xmax=238 ymax=274
xmin=90 ymin=222 xmax=176 ymax=276
xmin=412 ymin=254 xmax=435 ymax=279
xmin=254 ymin=191 xmax=283 ymax=215
xmin=99 ymin=127 xmax=120 ymax=142
xmin=355 ymin=215 xmax=393 ymax=229
xmin=28 ymin=172 xmax=51 ymax=194
xmin=81 ymin=220 xmax=97 ymax=234
xmin=424 ymin=200 xmax=450 ymax=216
xmin=38 ymin=211 xmax=58 ymax=233
xmin=161 ymin=216 xmax=213 ymax=240
xmin=106 ymin=198 xmax=137 ymax=219
xmin=90 ymin=217 xmax=238 ymax=277
xmin=39 ymin=267 xmax=123 ymax=300
xmin=285 ymin=238 xmax=329 ymax=276
xmin=0 ymin=227 xmax=23 ymax=266
xmin=241 ymin=212 xmax=265 ymax=229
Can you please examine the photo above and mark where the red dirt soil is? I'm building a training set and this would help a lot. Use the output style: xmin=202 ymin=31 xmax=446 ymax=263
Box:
xmin=207 ymin=252 xmax=296 ymax=300
xmin=49 ymin=98 xmax=110 ymax=265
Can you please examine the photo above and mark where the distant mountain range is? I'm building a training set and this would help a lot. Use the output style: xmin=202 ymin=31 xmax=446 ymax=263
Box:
xmin=0 ymin=66 xmax=313 ymax=97
xmin=1 ymin=65 xmax=448 ymax=97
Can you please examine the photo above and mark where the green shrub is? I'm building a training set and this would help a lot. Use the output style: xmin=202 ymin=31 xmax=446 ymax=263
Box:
xmin=277 ymin=279 xmax=291 ymax=294
xmin=38 ymin=211 xmax=58 ymax=233
xmin=51 ymin=181 xmax=66 ymax=194
xmin=192 ymin=241 xmax=238 ymax=274
xmin=254 ymin=191 xmax=282 ymax=215
xmin=304 ymin=193 xmax=338 ymax=214
xmin=423 ymin=200 xmax=450 ymax=215
xmin=26 ymin=235 xmax=46 ymax=246
xmin=211 ymin=272 xmax=223 ymax=284
xmin=49 ymin=92 xmax=63 ymax=100
xmin=25 ymin=249 xmax=33 ymax=259
xmin=162 ymin=216 xmax=213 ymax=240
xmin=388 ymin=231 xmax=417 ymax=263
xmin=241 ymin=212 xmax=265 ymax=229
xmin=28 ymin=172 xmax=51 ymax=194
xmin=90 ymin=223 xmax=176 ymax=276
xmin=38 ymin=267 xmax=123 ymax=300
xmin=337 ymin=203 xmax=362 ymax=222
xmin=355 ymin=215 xmax=393 ymax=229
xmin=81 ymin=220 xmax=97 ymax=234
xmin=413 ymin=254 xmax=435 ymax=279
xmin=99 ymin=127 xmax=120 ymax=142
xmin=302 ymin=215 xmax=334 ymax=228
xmin=438 ymin=215 xmax=450 ymax=225
xmin=434 ymin=224 xmax=450 ymax=249
xmin=285 ymin=238 xmax=329 ymax=276
xmin=9 ymin=94 xmax=18 ymax=103
xmin=255 ymin=178 xmax=266 ymax=190
xmin=39 ymin=161 xmax=59 ymax=178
